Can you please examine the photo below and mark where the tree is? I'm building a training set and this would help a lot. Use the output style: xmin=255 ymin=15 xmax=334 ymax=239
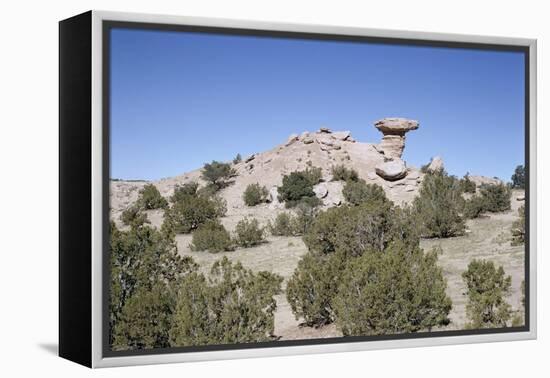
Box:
xmin=190 ymin=220 xmax=233 ymax=252
xmin=334 ymin=243 xmax=451 ymax=336
xmin=269 ymin=212 xmax=295 ymax=236
xmin=342 ymin=180 xmax=388 ymax=206
xmin=286 ymin=252 xmax=345 ymax=326
xmin=169 ymin=258 xmax=283 ymax=346
xmin=463 ymin=195 xmax=486 ymax=219
xmin=233 ymin=153 xmax=242 ymax=164
xmin=479 ymin=183 xmax=511 ymax=212
xmin=170 ymin=182 xmax=199 ymax=203
xmin=277 ymin=169 xmax=322 ymax=208
xmin=331 ymin=165 xmax=359 ymax=182
xmin=511 ymin=205 xmax=525 ymax=246
xmin=511 ymin=165 xmax=525 ymax=189
xmin=413 ymin=170 xmax=466 ymax=238
xmin=243 ymin=183 xmax=269 ymax=206
xmin=120 ymin=204 xmax=149 ymax=227
xmin=137 ymin=183 xmax=168 ymax=210
xmin=462 ymin=259 xmax=512 ymax=329
xmin=109 ymin=222 xmax=196 ymax=348
xmin=201 ymin=161 xmax=236 ymax=190
xmin=234 ymin=217 xmax=266 ymax=248
xmin=163 ymin=192 xmax=226 ymax=234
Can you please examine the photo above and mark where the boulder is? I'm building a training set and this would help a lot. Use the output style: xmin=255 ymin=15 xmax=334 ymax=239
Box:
xmin=303 ymin=137 xmax=314 ymax=144
xmin=427 ymin=156 xmax=444 ymax=172
xmin=245 ymin=154 xmax=255 ymax=163
xmin=405 ymin=185 xmax=416 ymax=192
xmin=375 ymin=159 xmax=407 ymax=181
xmin=323 ymin=181 xmax=344 ymax=206
xmin=517 ymin=195 xmax=525 ymax=201
xmin=285 ymin=134 xmax=299 ymax=146
xmin=313 ymin=183 xmax=328 ymax=199
xmin=332 ymin=131 xmax=351 ymax=141
xmin=319 ymin=127 xmax=332 ymax=133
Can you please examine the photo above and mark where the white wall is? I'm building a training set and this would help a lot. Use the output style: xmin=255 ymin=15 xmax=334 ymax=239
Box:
xmin=0 ymin=0 xmax=546 ymax=376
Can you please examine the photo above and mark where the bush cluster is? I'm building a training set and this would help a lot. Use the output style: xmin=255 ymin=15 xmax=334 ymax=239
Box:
xmin=511 ymin=165 xmax=525 ymax=189
xmin=413 ymin=170 xmax=465 ymax=238
xmin=331 ymin=165 xmax=359 ymax=182
xmin=479 ymin=183 xmax=511 ymax=213
xmin=120 ymin=204 xmax=149 ymax=227
xmin=169 ymin=258 xmax=283 ymax=346
xmin=137 ymin=184 xmax=168 ymax=210
xmin=277 ymin=168 xmax=323 ymax=208
xmin=234 ymin=218 xmax=266 ymax=248
xmin=460 ymin=173 xmax=477 ymax=193
xmin=243 ymin=183 xmax=269 ymax=206
xmin=342 ymin=180 xmax=388 ymax=206
xmin=463 ymin=195 xmax=486 ymax=219
xmin=462 ymin=259 xmax=512 ymax=329
xmin=511 ymin=205 xmax=525 ymax=246
xmin=190 ymin=220 xmax=234 ymax=252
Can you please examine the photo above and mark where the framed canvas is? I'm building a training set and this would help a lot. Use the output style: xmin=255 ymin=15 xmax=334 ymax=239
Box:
xmin=59 ymin=10 xmax=537 ymax=368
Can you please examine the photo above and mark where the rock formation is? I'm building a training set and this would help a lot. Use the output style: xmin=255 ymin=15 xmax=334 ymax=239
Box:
xmin=374 ymin=118 xmax=419 ymax=159
xmin=375 ymin=159 xmax=407 ymax=181
xmin=427 ymin=156 xmax=444 ymax=172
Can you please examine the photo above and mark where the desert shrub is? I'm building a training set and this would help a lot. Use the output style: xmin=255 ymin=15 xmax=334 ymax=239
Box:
xmin=389 ymin=205 xmax=422 ymax=248
xmin=334 ymin=242 xmax=451 ymax=336
xmin=190 ymin=220 xmax=233 ymax=252
xmin=243 ymin=183 xmax=269 ymax=206
xmin=331 ymin=165 xmax=359 ymax=182
xmin=413 ymin=170 xmax=466 ymax=238
xmin=234 ymin=218 xmax=266 ymax=248
xmin=462 ymin=259 xmax=512 ymax=329
xmin=286 ymin=252 xmax=346 ymax=326
xmin=120 ymin=204 xmax=149 ymax=227
xmin=233 ymin=153 xmax=242 ymax=164
xmin=291 ymin=203 xmax=318 ymax=235
xmin=164 ymin=193 xmax=226 ymax=234
xmin=137 ymin=184 xmax=168 ymax=210
xmin=109 ymin=222 xmax=196 ymax=348
xmin=511 ymin=205 xmax=525 ymax=246
xmin=511 ymin=165 xmax=525 ymax=189
xmin=479 ymin=183 xmax=511 ymax=212
xmin=463 ymin=195 xmax=486 ymax=219
xmin=277 ymin=169 xmax=322 ymax=208
xmin=112 ymin=283 xmax=176 ymax=350
xmin=461 ymin=173 xmax=477 ymax=193
xmin=170 ymin=182 xmax=199 ymax=203
xmin=303 ymin=201 xmax=395 ymax=257
xmin=201 ymin=161 xmax=236 ymax=190
xmin=169 ymin=258 xmax=283 ymax=346
xmin=342 ymin=180 xmax=388 ymax=206
xmin=269 ymin=213 xmax=295 ymax=236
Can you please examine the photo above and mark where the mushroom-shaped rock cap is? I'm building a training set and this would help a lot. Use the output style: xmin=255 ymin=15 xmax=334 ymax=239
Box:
xmin=375 ymin=118 xmax=419 ymax=135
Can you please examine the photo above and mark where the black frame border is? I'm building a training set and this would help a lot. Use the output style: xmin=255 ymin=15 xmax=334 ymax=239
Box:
xmin=101 ymin=20 xmax=531 ymax=359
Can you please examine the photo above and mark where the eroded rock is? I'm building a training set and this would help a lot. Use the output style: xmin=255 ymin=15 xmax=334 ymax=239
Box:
xmin=375 ymin=159 xmax=407 ymax=181
xmin=374 ymin=118 xmax=419 ymax=159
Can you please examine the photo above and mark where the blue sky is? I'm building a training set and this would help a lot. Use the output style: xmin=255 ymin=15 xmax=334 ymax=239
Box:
xmin=110 ymin=28 xmax=525 ymax=181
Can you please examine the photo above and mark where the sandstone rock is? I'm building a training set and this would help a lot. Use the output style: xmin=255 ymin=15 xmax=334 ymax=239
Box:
xmin=427 ymin=156 xmax=444 ymax=172
xmin=285 ymin=134 xmax=299 ymax=146
xmin=406 ymin=170 xmax=420 ymax=180
xmin=517 ymin=195 xmax=525 ymax=201
xmin=245 ymin=154 xmax=255 ymax=163
xmin=469 ymin=175 xmax=503 ymax=187
xmin=367 ymin=172 xmax=378 ymax=180
xmin=405 ymin=185 xmax=415 ymax=192
xmin=332 ymin=131 xmax=351 ymax=141
xmin=323 ymin=181 xmax=344 ymax=206
xmin=303 ymin=137 xmax=314 ymax=144
xmin=375 ymin=159 xmax=407 ymax=181
xmin=319 ymin=127 xmax=332 ymax=133
xmin=313 ymin=183 xmax=328 ymax=199
xmin=374 ymin=118 xmax=419 ymax=159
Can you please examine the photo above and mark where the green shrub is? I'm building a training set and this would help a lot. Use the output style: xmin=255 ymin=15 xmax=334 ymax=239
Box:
xmin=286 ymin=252 xmax=345 ymax=326
xmin=342 ymin=180 xmax=388 ymax=206
xmin=462 ymin=259 xmax=512 ymax=329
xmin=413 ymin=170 xmax=465 ymax=238
xmin=277 ymin=169 xmax=323 ymax=208
xmin=169 ymin=258 xmax=283 ymax=346
xmin=201 ymin=161 xmax=236 ymax=190
xmin=190 ymin=220 xmax=233 ymax=252
xmin=164 ymin=193 xmax=226 ymax=234
xmin=234 ymin=218 xmax=266 ymax=248
xmin=269 ymin=212 xmax=295 ymax=236
xmin=460 ymin=173 xmax=477 ymax=193
xmin=138 ymin=184 xmax=168 ymax=210
xmin=170 ymin=182 xmax=199 ymax=203
xmin=243 ymin=183 xmax=269 ymax=206
xmin=511 ymin=205 xmax=525 ymax=246
xmin=233 ymin=153 xmax=242 ymax=164
xmin=334 ymin=242 xmax=451 ymax=336
xmin=479 ymin=183 xmax=511 ymax=212
xmin=120 ymin=204 xmax=149 ymax=227
xmin=331 ymin=165 xmax=359 ymax=182
xmin=109 ymin=222 xmax=196 ymax=348
xmin=291 ymin=203 xmax=318 ymax=235
xmin=511 ymin=165 xmax=525 ymax=189
xmin=112 ymin=283 xmax=175 ymax=350
xmin=463 ymin=195 xmax=486 ymax=219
